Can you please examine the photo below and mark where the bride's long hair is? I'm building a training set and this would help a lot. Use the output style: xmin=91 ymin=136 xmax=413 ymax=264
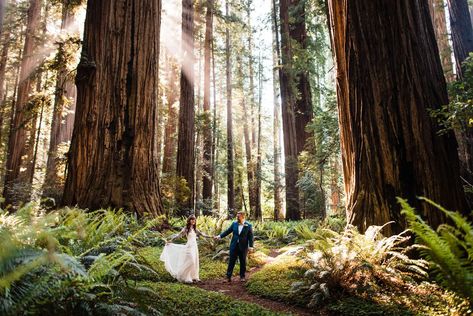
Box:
xmin=185 ymin=214 xmax=197 ymax=235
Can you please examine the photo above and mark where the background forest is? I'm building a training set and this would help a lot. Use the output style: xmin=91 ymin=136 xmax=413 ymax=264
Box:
xmin=0 ymin=0 xmax=472 ymax=315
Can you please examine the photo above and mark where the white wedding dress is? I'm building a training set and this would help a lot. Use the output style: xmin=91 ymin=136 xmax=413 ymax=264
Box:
xmin=160 ymin=228 xmax=200 ymax=283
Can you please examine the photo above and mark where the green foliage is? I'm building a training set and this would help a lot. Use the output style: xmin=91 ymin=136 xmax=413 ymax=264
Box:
xmin=0 ymin=203 xmax=166 ymax=315
xmin=430 ymin=53 xmax=473 ymax=134
xmin=400 ymin=197 xmax=473 ymax=303
xmin=291 ymin=224 xmax=429 ymax=309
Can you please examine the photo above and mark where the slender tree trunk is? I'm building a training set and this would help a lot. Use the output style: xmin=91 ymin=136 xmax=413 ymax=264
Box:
xmin=225 ymin=0 xmax=235 ymax=215
xmin=176 ymin=0 xmax=196 ymax=214
xmin=289 ymin=0 xmax=313 ymax=154
xmin=3 ymin=0 xmax=41 ymax=206
xmin=428 ymin=0 xmax=454 ymax=82
xmin=272 ymin=0 xmax=283 ymax=220
xmin=0 ymin=28 xmax=10 ymax=153
xmin=161 ymin=56 xmax=179 ymax=176
xmin=211 ymin=39 xmax=219 ymax=212
xmin=328 ymin=0 xmax=467 ymax=235
xmin=202 ymin=0 xmax=213 ymax=214
xmin=254 ymin=56 xmax=263 ymax=221
xmin=62 ymin=0 xmax=164 ymax=216
xmin=446 ymin=0 xmax=473 ymax=204
xmin=238 ymin=55 xmax=257 ymax=218
xmin=43 ymin=2 xmax=77 ymax=200
xmin=280 ymin=0 xmax=300 ymax=220
xmin=446 ymin=0 xmax=473 ymax=78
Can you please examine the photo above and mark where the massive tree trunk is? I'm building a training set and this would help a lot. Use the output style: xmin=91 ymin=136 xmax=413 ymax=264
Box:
xmin=62 ymin=0 xmax=164 ymax=216
xmin=202 ymin=0 xmax=213 ymax=214
xmin=428 ymin=0 xmax=454 ymax=82
xmin=328 ymin=0 xmax=467 ymax=235
xmin=3 ymin=0 xmax=42 ymax=206
xmin=176 ymin=0 xmax=196 ymax=214
xmin=446 ymin=0 xmax=473 ymax=78
xmin=225 ymin=0 xmax=235 ymax=214
xmin=280 ymin=0 xmax=300 ymax=220
xmin=44 ymin=1 xmax=77 ymax=200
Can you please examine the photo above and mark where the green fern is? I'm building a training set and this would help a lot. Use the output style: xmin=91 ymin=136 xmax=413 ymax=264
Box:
xmin=399 ymin=197 xmax=473 ymax=302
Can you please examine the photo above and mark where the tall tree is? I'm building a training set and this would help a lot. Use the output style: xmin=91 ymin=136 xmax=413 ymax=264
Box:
xmin=289 ymin=0 xmax=313 ymax=155
xmin=272 ymin=0 xmax=283 ymax=220
xmin=202 ymin=0 xmax=213 ymax=214
xmin=225 ymin=0 xmax=235 ymax=214
xmin=161 ymin=55 xmax=179 ymax=176
xmin=62 ymin=0 xmax=164 ymax=216
xmin=176 ymin=0 xmax=196 ymax=214
xmin=428 ymin=0 xmax=454 ymax=81
xmin=446 ymin=0 xmax=473 ymax=78
xmin=3 ymin=0 xmax=42 ymax=206
xmin=279 ymin=0 xmax=300 ymax=220
xmin=327 ymin=0 xmax=467 ymax=235
xmin=43 ymin=0 xmax=78 ymax=200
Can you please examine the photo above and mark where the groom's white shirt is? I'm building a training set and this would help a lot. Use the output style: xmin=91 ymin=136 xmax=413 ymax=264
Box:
xmin=238 ymin=221 xmax=245 ymax=235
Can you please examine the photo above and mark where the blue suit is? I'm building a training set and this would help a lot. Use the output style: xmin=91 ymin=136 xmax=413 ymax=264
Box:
xmin=219 ymin=221 xmax=254 ymax=279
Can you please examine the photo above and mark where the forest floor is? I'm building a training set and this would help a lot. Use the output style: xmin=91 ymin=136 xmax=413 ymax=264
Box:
xmin=194 ymin=249 xmax=323 ymax=316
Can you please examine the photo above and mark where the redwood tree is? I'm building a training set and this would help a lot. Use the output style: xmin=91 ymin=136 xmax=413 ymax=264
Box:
xmin=44 ymin=1 xmax=78 ymax=200
xmin=225 ymin=0 xmax=235 ymax=214
xmin=328 ymin=0 xmax=467 ymax=235
xmin=3 ymin=0 xmax=42 ymax=206
xmin=202 ymin=0 xmax=213 ymax=214
xmin=280 ymin=0 xmax=300 ymax=220
xmin=446 ymin=0 xmax=473 ymax=78
xmin=176 ymin=0 xmax=196 ymax=214
xmin=62 ymin=0 xmax=164 ymax=216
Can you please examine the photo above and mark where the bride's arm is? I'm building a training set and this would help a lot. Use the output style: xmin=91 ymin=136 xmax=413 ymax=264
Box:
xmin=168 ymin=227 xmax=186 ymax=242
xmin=195 ymin=228 xmax=211 ymax=238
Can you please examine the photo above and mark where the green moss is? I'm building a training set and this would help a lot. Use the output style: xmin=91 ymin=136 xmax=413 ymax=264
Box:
xmin=126 ymin=281 xmax=288 ymax=316
xmin=328 ymin=297 xmax=413 ymax=316
xmin=246 ymin=257 xmax=307 ymax=306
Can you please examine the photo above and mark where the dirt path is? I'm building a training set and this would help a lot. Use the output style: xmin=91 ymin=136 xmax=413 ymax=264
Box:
xmin=193 ymin=250 xmax=322 ymax=316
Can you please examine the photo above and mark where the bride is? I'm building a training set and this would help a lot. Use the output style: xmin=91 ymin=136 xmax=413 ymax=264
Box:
xmin=160 ymin=214 xmax=211 ymax=283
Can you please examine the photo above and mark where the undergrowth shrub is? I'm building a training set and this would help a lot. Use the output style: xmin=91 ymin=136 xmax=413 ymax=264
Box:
xmin=400 ymin=197 xmax=473 ymax=304
xmin=291 ymin=224 xmax=429 ymax=309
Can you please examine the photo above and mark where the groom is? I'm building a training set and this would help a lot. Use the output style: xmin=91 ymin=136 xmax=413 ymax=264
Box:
xmin=215 ymin=211 xmax=254 ymax=282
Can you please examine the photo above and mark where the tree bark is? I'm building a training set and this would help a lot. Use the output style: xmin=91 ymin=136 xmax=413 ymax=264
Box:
xmin=446 ymin=0 xmax=473 ymax=78
xmin=62 ymin=0 xmax=164 ymax=216
xmin=428 ymin=0 xmax=454 ymax=81
xmin=202 ymin=0 xmax=213 ymax=214
xmin=176 ymin=0 xmax=196 ymax=214
xmin=289 ymin=0 xmax=313 ymax=154
xmin=225 ymin=0 xmax=235 ymax=215
xmin=272 ymin=0 xmax=284 ymax=220
xmin=280 ymin=0 xmax=300 ymax=220
xmin=161 ymin=56 xmax=179 ymax=176
xmin=3 ymin=0 xmax=42 ymax=206
xmin=328 ymin=0 xmax=467 ymax=235
xmin=43 ymin=1 xmax=77 ymax=201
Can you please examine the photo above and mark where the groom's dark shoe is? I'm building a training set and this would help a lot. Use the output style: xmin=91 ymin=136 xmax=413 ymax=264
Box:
xmin=226 ymin=276 xmax=231 ymax=282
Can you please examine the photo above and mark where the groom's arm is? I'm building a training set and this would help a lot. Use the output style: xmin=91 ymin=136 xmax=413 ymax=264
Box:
xmin=219 ymin=223 xmax=234 ymax=238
